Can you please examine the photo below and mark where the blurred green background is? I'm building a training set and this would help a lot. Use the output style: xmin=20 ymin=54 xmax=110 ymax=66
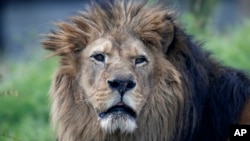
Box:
xmin=0 ymin=0 xmax=250 ymax=141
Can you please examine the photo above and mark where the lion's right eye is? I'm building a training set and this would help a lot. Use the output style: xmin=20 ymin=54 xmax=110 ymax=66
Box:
xmin=91 ymin=53 xmax=105 ymax=62
xmin=135 ymin=56 xmax=148 ymax=66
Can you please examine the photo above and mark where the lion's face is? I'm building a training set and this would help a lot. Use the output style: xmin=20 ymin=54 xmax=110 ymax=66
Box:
xmin=79 ymin=36 xmax=155 ymax=133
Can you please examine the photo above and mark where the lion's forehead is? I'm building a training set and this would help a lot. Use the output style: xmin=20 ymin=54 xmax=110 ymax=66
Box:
xmin=84 ymin=38 xmax=114 ymax=56
xmin=84 ymin=37 xmax=150 ymax=59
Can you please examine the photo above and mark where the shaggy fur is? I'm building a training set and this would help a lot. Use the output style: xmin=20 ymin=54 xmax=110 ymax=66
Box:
xmin=42 ymin=0 xmax=250 ymax=141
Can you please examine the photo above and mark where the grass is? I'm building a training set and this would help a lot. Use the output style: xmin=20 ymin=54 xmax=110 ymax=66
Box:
xmin=0 ymin=55 xmax=57 ymax=141
xmin=0 ymin=15 xmax=250 ymax=141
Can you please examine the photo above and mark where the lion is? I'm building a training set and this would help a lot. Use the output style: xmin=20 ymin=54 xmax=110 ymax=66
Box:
xmin=42 ymin=0 xmax=250 ymax=141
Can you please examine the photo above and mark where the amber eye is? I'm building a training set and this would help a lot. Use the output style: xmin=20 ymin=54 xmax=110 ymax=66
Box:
xmin=91 ymin=53 xmax=105 ymax=62
xmin=135 ymin=56 xmax=147 ymax=65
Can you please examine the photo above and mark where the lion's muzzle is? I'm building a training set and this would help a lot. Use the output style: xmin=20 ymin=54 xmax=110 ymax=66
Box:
xmin=98 ymin=77 xmax=138 ymax=133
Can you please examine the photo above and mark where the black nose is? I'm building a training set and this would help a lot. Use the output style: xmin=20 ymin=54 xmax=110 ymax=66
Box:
xmin=108 ymin=79 xmax=136 ymax=95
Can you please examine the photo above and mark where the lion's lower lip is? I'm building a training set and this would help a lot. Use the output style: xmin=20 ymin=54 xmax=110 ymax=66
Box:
xmin=98 ymin=104 xmax=137 ymax=119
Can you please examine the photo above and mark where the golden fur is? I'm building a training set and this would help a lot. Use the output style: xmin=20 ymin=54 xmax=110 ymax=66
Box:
xmin=43 ymin=0 xmax=250 ymax=141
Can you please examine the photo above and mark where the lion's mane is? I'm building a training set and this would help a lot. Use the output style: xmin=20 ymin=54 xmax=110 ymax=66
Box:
xmin=43 ymin=0 xmax=250 ymax=141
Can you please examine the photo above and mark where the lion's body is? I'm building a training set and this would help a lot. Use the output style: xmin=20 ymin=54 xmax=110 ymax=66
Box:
xmin=43 ymin=0 xmax=250 ymax=141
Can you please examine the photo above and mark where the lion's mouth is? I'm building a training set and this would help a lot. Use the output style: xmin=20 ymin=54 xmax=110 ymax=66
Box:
xmin=98 ymin=102 xmax=137 ymax=119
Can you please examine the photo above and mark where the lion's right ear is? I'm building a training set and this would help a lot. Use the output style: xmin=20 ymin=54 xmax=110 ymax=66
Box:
xmin=42 ymin=22 xmax=90 ymax=56
xmin=133 ymin=5 xmax=175 ymax=53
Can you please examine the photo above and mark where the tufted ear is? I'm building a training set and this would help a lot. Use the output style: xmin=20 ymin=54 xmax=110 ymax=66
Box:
xmin=133 ymin=5 xmax=174 ymax=53
xmin=42 ymin=16 xmax=101 ymax=57
xmin=42 ymin=22 xmax=88 ymax=56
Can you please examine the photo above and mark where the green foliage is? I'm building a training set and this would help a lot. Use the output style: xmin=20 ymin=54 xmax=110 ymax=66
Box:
xmin=204 ymin=23 xmax=250 ymax=71
xmin=181 ymin=14 xmax=250 ymax=72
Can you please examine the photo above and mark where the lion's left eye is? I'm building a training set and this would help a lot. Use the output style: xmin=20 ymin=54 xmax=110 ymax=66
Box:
xmin=135 ymin=56 xmax=148 ymax=66
xmin=91 ymin=53 xmax=105 ymax=62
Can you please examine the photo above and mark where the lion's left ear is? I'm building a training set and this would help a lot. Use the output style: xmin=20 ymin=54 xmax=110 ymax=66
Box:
xmin=134 ymin=8 xmax=174 ymax=52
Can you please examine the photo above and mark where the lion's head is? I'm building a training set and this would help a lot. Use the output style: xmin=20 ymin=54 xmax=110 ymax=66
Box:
xmin=80 ymin=37 xmax=155 ymax=133
xmin=43 ymin=0 xmax=185 ymax=140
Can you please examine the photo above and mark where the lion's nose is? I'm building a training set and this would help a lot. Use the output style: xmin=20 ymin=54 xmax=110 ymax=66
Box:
xmin=108 ymin=79 xmax=136 ymax=96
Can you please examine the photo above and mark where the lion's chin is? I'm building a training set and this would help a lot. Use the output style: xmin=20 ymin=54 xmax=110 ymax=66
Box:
xmin=98 ymin=103 xmax=137 ymax=133
xmin=99 ymin=112 xmax=137 ymax=133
